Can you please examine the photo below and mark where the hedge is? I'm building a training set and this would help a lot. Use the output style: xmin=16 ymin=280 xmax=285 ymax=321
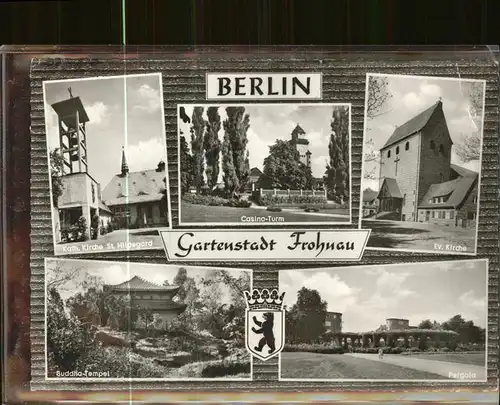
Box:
xmin=183 ymin=194 xmax=251 ymax=208
xmin=255 ymin=194 xmax=326 ymax=207
xmin=283 ymin=344 xmax=345 ymax=354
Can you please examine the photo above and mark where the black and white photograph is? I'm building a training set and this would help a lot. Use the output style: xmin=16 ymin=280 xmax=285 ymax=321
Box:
xmin=279 ymin=260 xmax=487 ymax=381
xmin=178 ymin=103 xmax=351 ymax=226
xmin=43 ymin=74 xmax=171 ymax=255
xmin=360 ymin=73 xmax=485 ymax=255
xmin=45 ymin=258 xmax=252 ymax=380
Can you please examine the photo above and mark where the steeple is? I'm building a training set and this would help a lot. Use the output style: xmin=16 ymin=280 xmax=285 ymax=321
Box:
xmin=121 ymin=146 xmax=129 ymax=176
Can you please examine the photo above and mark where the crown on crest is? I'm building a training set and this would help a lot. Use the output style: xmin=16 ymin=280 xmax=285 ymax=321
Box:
xmin=244 ymin=288 xmax=285 ymax=310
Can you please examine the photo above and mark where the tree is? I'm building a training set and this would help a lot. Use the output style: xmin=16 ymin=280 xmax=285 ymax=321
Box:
xmin=324 ymin=106 xmax=350 ymax=203
xmin=204 ymin=106 xmax=222 ymax=190
xmin=418 ymin=319 xmax=433 ymax=330
xmin=222 ymin=107 xmax=250 ymax=195
xmin=50 ymin=148 xmax=65 ymax=207
xmin=190 ymin=107 xmax=206 ymax=193
xmin=286 ymin=287 xmax=328 ymax=343
xmin=221 ymin=132 xmax=239 ymax=197
xmin=180 ymin=135 xmax=195 ymax=194
xmin=455 ymin=131 xmax=481 ymax=163
xmin=263 ymin=140 xmax=310 ymax=189
xmin=366 ymin=75 xmax=392 ymax=119
xmin=173 ymin=267 xmax=200 ymax=326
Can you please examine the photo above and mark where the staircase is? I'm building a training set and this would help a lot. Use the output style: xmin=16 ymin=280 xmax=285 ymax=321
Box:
xmin=372 ymin=211 xmax=401 ymax=221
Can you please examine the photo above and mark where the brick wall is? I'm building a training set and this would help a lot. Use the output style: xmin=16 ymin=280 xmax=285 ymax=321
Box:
xmin=379 ymin=134 xmax=420 ymax=220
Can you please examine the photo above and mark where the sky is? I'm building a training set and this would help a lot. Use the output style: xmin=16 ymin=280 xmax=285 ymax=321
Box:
xmin=280 ymin=260 xmax=487 ymax=333
xmin=46 ymin=258 xmax=250 ymax=304
xmin=44 ymin=74 xmax=167 ymax=188
xmin=179 ymin=104 xmax=349 ymax=179
xmin=362 ymin=74 xmax=485 ymax=191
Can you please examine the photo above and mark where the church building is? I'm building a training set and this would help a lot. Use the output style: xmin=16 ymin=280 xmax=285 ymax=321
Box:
xmin=377 ymin=100 xmax=478 ymax=227
xmin=50 ymin=90 xmax=168 ymax=243
xmin=103 ymin=275 xmax=186 ymax=329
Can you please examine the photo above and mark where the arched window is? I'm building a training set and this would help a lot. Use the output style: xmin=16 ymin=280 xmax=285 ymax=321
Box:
xmin=405 ymin=141 xmax=410 ymax=151
xmin=430 ymin=140 xmax=436 ymax=150
xmin=396 ymin=146 xmax=400 ymax=155
xmin=439 ymin=144 xmax=445 ymax=156
xmin=387 ymin=150 xmax=391 ymax=158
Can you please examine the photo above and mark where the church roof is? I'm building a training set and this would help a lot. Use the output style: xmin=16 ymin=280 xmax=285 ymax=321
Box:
xmin=381 ymin=101 xmax=442 ymax=151
xmin=418 ymin=170 xmax=478 ymax=209
xmin=106 ymin=276 xmax=180 ymax=292
xmin=102 ymin=168 xmax=166 ymax=206
xmin=378 ymin=178 xmax=403 ymax=199
xmin=249 ymin=167 xmax=263 ymax=177
xmin=450 ymin=163 xmax=477 ymax=178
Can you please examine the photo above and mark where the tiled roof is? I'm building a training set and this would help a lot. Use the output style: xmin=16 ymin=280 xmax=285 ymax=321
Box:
xmin=249 ymin=167 xmax=263 ymax=177
xmin=99 ymin=200 xmax=112 ymax=213
xmin=418 ymin=172 xmax=477 ymax=209
xmin=381 ymin=101 xmax=441 ymax=150
xmin=378 ymin=178 xmax=403 ymax=199
xmin=102 ymin=168 xmax=166 ymax=206
xmin=106 ymin=275 xmax=180 ymax=292
xmin=450 ymin=163 xmax=477 ymax=178
xmin=363 ymin=189 xmax=378 ymax=202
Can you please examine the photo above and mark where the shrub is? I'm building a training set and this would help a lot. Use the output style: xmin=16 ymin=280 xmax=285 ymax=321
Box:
xmin=201 ymin=360 xmax=250 ymax=378
xmin=226 ymin=199 xmax=251 ymax=208
xmin=255 ymin=194 xmax=326 ymax=207
xmin=182 ymin=193 xmax=251 ymax=208
xmin=76 ymin=216 xmax=89 ymax=241
xmin=267 ymin=206 xmax=282 ymax=212
xmin=304 ymin=207 xmax=320 ymax=213
xmin=283 ymin=343 xmax=344 ymax=354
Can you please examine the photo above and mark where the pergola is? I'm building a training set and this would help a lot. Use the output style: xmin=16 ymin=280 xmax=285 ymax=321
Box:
xmin=331 ymin=329 xmax=459 ymax=349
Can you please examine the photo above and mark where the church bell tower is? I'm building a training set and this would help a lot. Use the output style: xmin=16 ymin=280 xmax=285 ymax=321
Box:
xmin=50 ymin=88 xmax=90 ymax=174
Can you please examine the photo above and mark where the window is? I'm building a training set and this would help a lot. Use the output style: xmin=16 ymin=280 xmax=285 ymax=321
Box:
xmin=387 ymin=150 xmax=391 ymax=158
xmin=472 ymin=196 xmax=478 ymax=203
xmin=439 ymin=144 xmax=445 ymax=156
xmin=467 ymin=211 xmax=476 ymax=220
xmin=432 ymin=211 xmax=436 ymax=218
xmin=450 ymin=211 xmax=455 ymax=220
xmin=403 ymin=194 xmax=406 ymax=205
xmin=430 ymin=140 xmax=436 ymax=150
xmin=405 ymin=141 xmax=410 ymax=151
xmin=396 ymin=146 xmax=400 ymax=155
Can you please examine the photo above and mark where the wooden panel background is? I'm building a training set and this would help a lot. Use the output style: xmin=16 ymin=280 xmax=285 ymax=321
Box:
xmin=29 ymin=50 xmax=499 ymax=391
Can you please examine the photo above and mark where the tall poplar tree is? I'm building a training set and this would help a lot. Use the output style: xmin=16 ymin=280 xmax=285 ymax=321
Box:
xmin=221 ymin=132 xmax=239 ymax=197
xmin=190 ymin=107 xmax=206 ymax=193
xmin=204 ymin=106 xmax=222 ymax=190
xmin=222 ymin=107 xmax=250 ymax=195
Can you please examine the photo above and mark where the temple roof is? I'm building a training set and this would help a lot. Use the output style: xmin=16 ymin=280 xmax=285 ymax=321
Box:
xmin=381 ymin=100 xmax=442 ymax=151
xmin=106 ymin=276 xmax=180 ymax=292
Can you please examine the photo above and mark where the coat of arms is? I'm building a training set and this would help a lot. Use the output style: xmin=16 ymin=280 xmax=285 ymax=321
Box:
xmin=244 ymin=288 xmax=285 ymax=361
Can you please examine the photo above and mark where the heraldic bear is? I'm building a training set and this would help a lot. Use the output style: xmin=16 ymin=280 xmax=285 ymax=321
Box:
xmin=252 ymin=312 xmax=276 ymax=354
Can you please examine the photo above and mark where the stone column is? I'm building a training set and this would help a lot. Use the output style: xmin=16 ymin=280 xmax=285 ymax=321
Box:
xmin=82 ymin=204 xmax=91 ymax=240
xmin=362 ymin=335 xmax=369 ymax=348
xmin=404 ymin=335 xmax=409 ymax=348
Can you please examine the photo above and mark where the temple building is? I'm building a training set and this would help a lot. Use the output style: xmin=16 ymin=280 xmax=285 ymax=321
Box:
xmin=50 ymin=90 xmax=168 ymax=243
xmin=103 ymin=275 xmax=186 ymax=329
xmin=376 ymin=100 xmax=478 ymax=227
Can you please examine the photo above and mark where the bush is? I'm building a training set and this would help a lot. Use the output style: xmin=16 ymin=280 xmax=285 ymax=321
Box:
xmin=283 ymin=343 xmax=344 ymax=354
xmin=255 ymin=194 xmax=326 ymax=207
xmin=201 ymin=360 xmax=250 ymax=378
xmin=267 ymin=206 xmax=282 ymax=212
xmin=304 ymin=207 xmax=320 ymax=213
xmin=182 ymin=193 xmax=251 ymax=208
xmin=76 ymin=216 xmax=89 ymax=241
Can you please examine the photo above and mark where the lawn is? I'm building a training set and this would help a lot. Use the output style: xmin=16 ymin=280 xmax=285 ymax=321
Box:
xmin=362 ymin=219 xmax=476 ymax=253
xmin=403 ymin=352 xmax=485 ymax=367
xmin=280 ymin=352 xmax=446 ymax=379
xmin=181 ymin=202 xmax=350 ymax=224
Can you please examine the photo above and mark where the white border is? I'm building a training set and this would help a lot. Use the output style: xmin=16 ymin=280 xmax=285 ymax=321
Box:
xmin=278 ymin=258 xmax=489 ymax=383
xmin=177 ymin=103 xmax=352 ymax=227
xmin=358 ymin=73 xmax=486 ymax=256
xmin=44 ymin=257 xmax=253 ymax=382
xmin=42 ymin=73 xmax=173 ymax=256
xmin=205 ymin=72 xmax=323 ymax=101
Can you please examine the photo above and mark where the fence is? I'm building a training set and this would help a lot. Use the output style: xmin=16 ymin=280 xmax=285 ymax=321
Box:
xmin=257 ymin=188 xmax=327 ymax=199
